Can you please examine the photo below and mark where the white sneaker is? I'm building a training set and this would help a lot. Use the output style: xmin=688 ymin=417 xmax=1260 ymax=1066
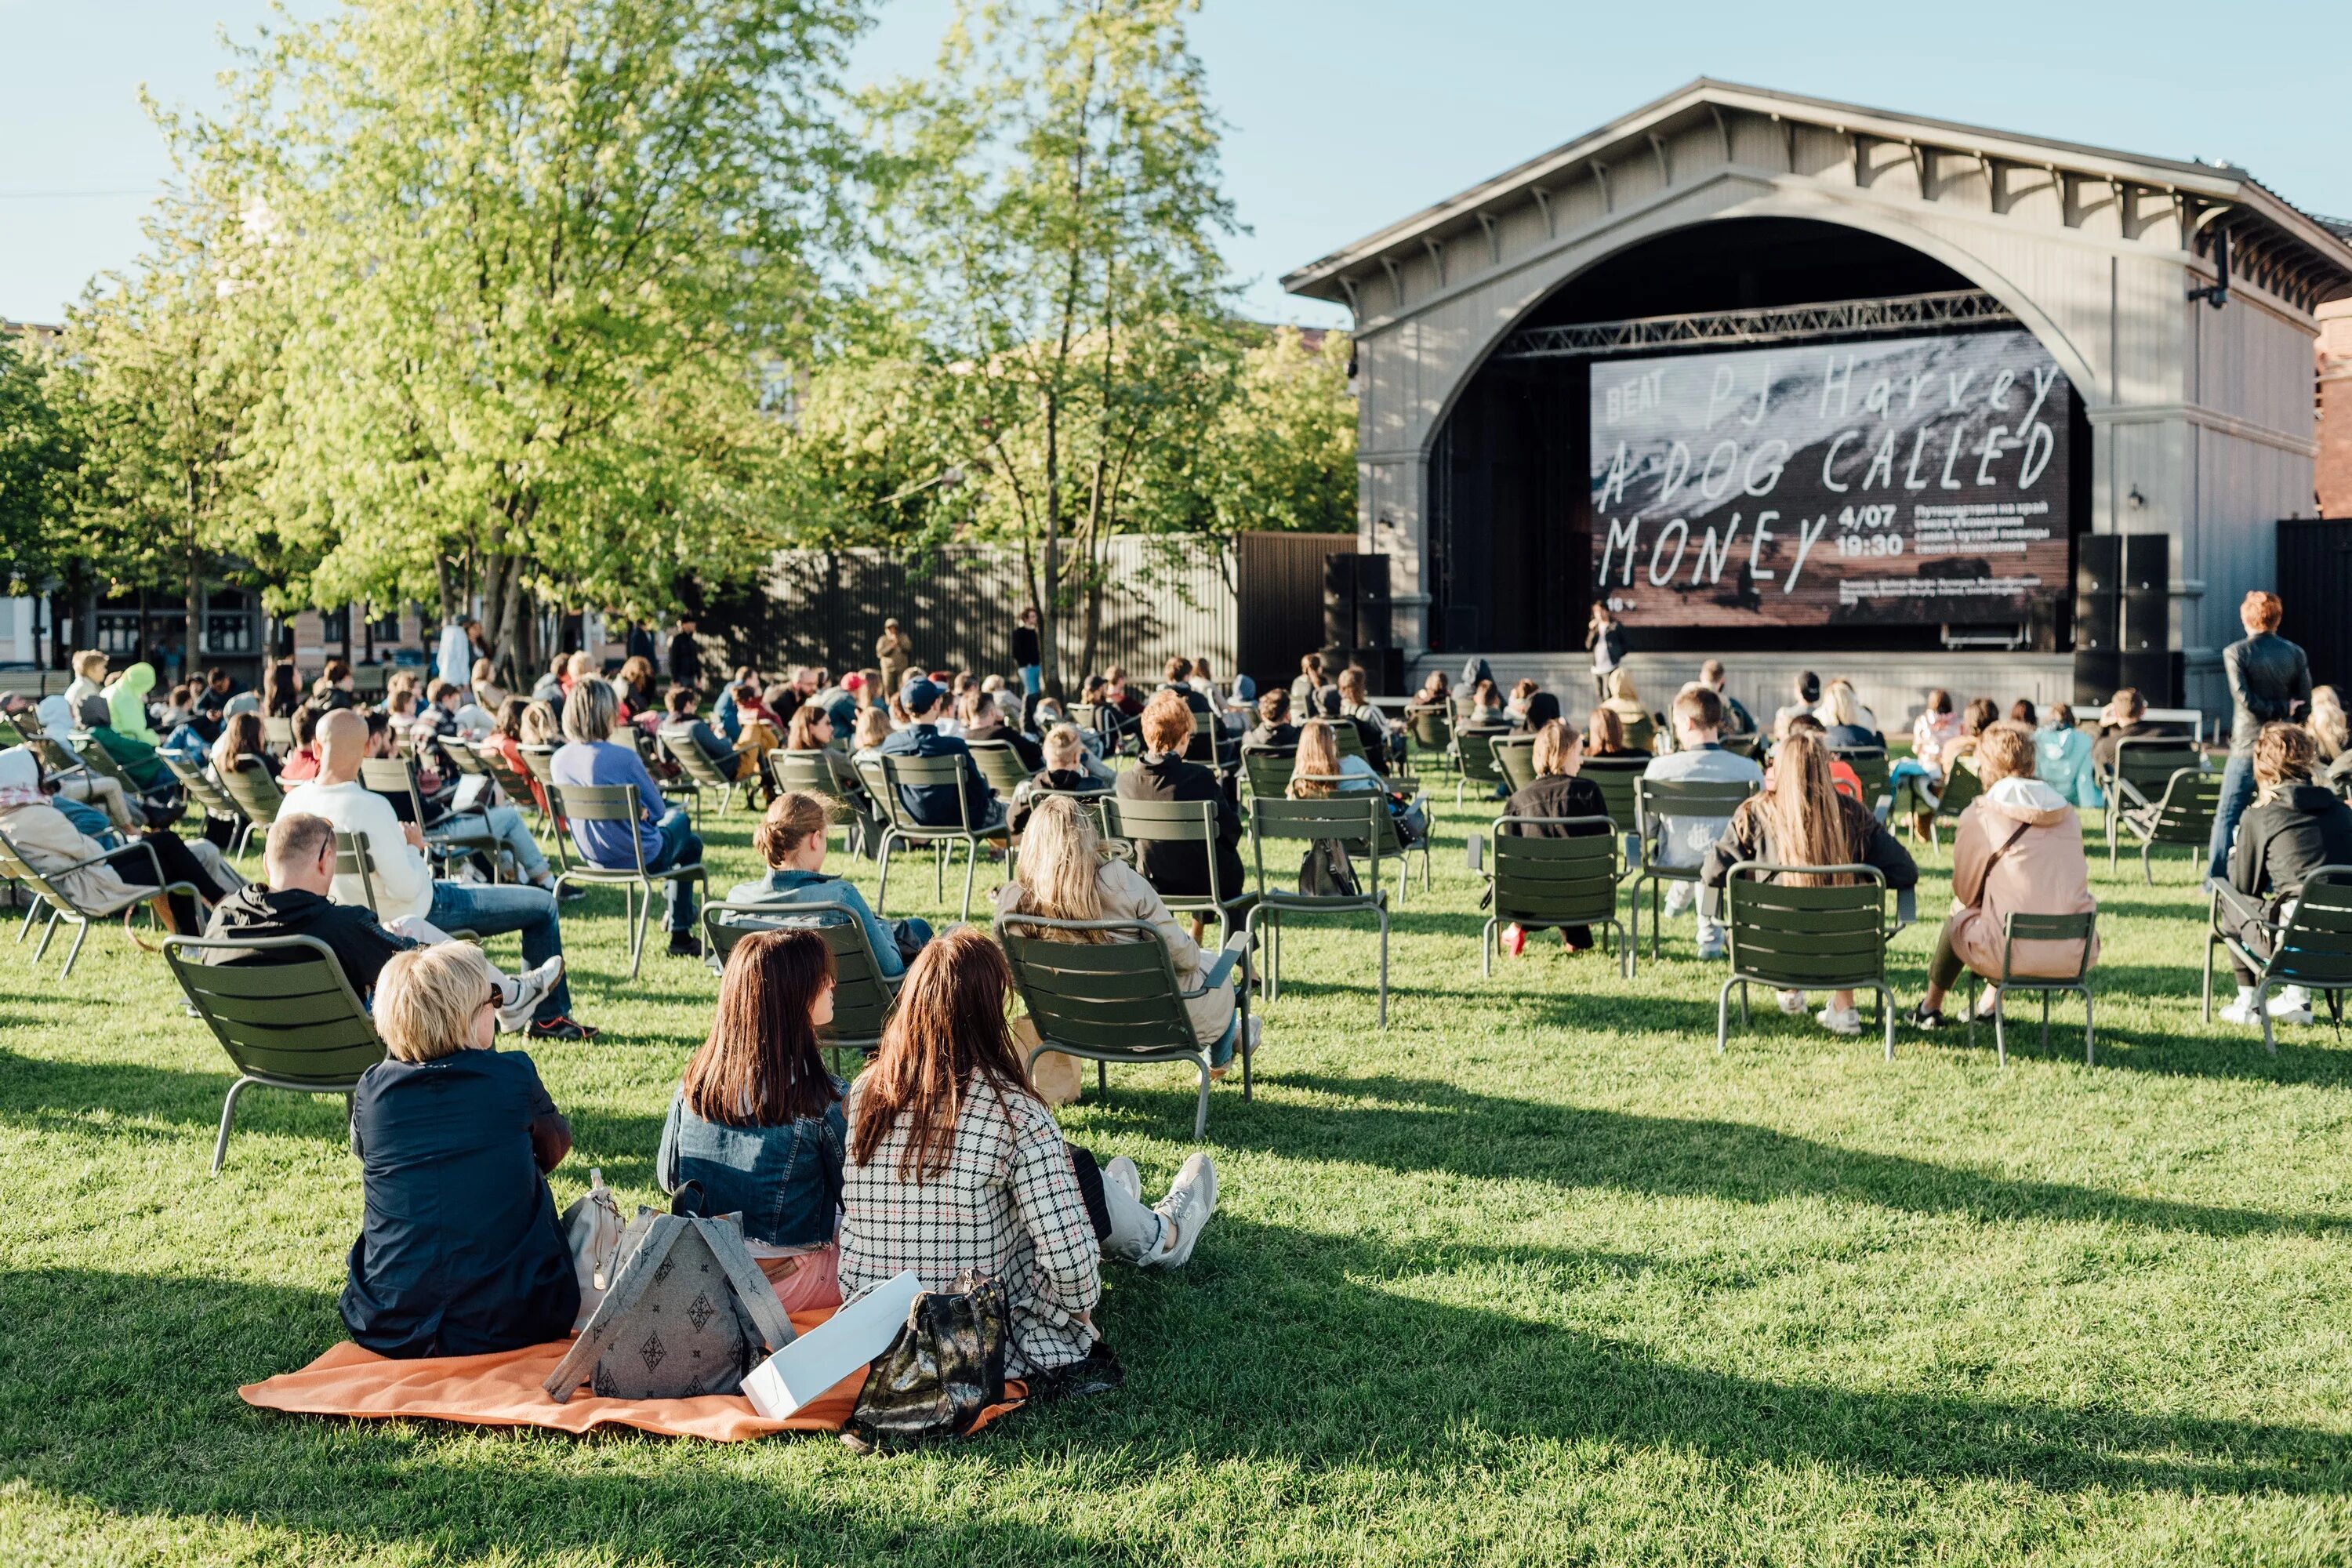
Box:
xmin=1145 ymin=1152 xmax=1218 ymax=1269
xmin=1973 ymin=987 xmax=2003 ymax=1020
xmin=2268 ymin=986 xmax=2312 ymax=1018
xmin=1777 ymin=989 xmax=1809 ymax=1015
xmin=1815 ymin=1006 xmax=1864 ymax=1036
xmin=2218 ymin=1000 xmax=2260 ymax=1027
xmin=1662 ymin=883 xmax=1696 ymax=918
xmin=495 ymin=954 xmax=566 ymax=1033
xmin=1102 ymin=1156 xmax=1142 ymax=1206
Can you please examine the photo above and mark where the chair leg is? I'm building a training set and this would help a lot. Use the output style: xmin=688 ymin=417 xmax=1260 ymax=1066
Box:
xmin=2082 ymin=989 xmax=2096 ymax=1066
xmin=1192 ymin=1058 xmax=1210 ymax=1140
xmin=2040 ymin=993 xmax=2052 ymax=1056
xmin=1375 ymin=906 xmax=1390 ymax=1029
xmin=2256 ymin=981 xmax=2277 ymax=1055
xmin=1882 ymin=985 xmax=1896 ymax=1062
xmin=960 ymin=837 xmax=978 ymax=923
xmin=874 ymin=835 xmax=895 ymax=916
xmin=1993 ymin=992 xmax=2007 ymax=1069
xmin=57 ymin=917 xmax=89 ymax=980
xmin=2201 ymin=932 xmax=2216 ymax=1020
xmin=30 ymin=906 xmax=58 ymax=964
xmin=1716 ymin=975 xmax=1736 ymax=1051
xmin=1482 ymin=917 xmax=1494 ymax=978
xmin=212 ymin=1075 xmax=258 ymax=1176
xmin=934 ymin=840 xmax=946 ymax=900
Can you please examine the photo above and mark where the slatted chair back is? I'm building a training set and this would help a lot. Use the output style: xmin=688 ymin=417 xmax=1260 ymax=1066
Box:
xmin=2113 ymin=768 xmax=2221 ymax=883
xmin=163 ymin=934 xmax=386 ymax=1173
xmin=768 ymin=747 xmax=855 ymax=818
xmin=162 ymin=755 xmax=251 ymax=851
xmin=218 ymin=756 xmax=286 ymax=833
xmin=856 ymin=753 xmax=1005 ymax=920
xmin=31 ymin=733 xmax=89 ymax=783
xmin=996 ymin=911 xmax=1249 ymax=1137
xmin=1483 ymin=817 xmax=1626 ymax=976
xmin=659 ymin=726 xmax=742 ymax=814
xmin=702 ymin=899 xmax=898 ymax=1055
xmin=1831 ymin=746 xmax=1891 ymax=808
xmin=260 ymin=715 xmax=296 ymax=755
xmin=1968 ymin=911 xmax=2098 ymax=1066
xmin=964 ymin=739 xmax=1033 ymax=801
xmin=477 ymin=744 xmax=540 ymax=817
xmin=1722 ymin=734 xmax=1762 ymax=760
xmin=1490 ymin=735 xmax=1540 ymax=795
xmin=1099 ymin=795 xmax=1247 ymax=937
xmin=1579 ymin=757 xmax=1650 ymax=837
xmin=1929 ymin=753 xmax=1983 ymax=844
xmin=70 ymin=735 xmax=154 ymax=801
xmin=1406 ymin=705 xmax=1452 ymax=761
xmin=437 ymin=737 xmax=488 ymax=777
xmin=1717 ymin=861 xmax=1896 ymax=1057
xmin=330 ymin=829 xmax=386 ymax=916
xmin=1628 ymin=776 xmax=1759 ymax=959
xmin=2108 ymin=736 xmax=2204 ymax=807
xmin=1242 ymin=747 xmax=1298 ymax=800
xmin=549 ymin=781 xmax=707 ymax=977
xmin=1245 ymin=791 xmax=1393 ymax=1025
xmin=1330 ymin=722 xmax=1370 ymax=765
xmin=1454 ymin=731 xmax=1506 ymax=804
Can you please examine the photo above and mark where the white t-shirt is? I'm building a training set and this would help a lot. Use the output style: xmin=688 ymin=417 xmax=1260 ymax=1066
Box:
xmin=278 ymin=778 xmax=433 ymax=923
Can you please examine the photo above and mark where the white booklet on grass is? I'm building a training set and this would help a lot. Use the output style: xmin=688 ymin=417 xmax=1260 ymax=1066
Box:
xmin=742 ymin=1270 xmax=922 ymax=1420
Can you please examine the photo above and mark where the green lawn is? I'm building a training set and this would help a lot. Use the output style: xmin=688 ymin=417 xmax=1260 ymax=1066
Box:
xmin=4 ymin=782 xmax=2350 ymax=1566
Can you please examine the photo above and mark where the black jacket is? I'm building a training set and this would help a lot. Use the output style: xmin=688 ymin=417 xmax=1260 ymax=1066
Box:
xmin=202 ymin=885 xmax=416 ymax=1000
xmin=2230 ymin=784 xmax=2352 ymax=901
xmin=963 ymin=720 xmax=1044 ymax=774
xmin=1242 ymin=721 xmax=1301 ymax=752
xmin=1501 ymin=774 xmax=1609 ymax=836
xmin=1115 ymin=752 xmax=1244 ymax=898
xmin=2223 ymin=633 xmax=2312 ymax=756
xmin=667 ymin=632 xmax=700 ymax=691
xmin=1012 ymin=625 xmax=1040 ymax=668
xmin=1700 ymin=794 xmax=1919 ymax=891
xmin=2091 ymin=719 xmax=2183 ymax=771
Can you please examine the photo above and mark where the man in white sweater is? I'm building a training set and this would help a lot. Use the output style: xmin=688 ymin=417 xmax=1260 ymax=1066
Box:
xmin=281 ymin=710 xmax=596 ymax=1039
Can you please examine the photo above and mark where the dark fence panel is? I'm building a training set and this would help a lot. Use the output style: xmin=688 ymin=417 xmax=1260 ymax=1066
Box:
xmin=704 ymin=537 xmax=1237 ymax=688
xmin=1236 ymin=532 xmax=1356 ymax=697
xmin=2278 ymin=518 xmax=2352 ymax=691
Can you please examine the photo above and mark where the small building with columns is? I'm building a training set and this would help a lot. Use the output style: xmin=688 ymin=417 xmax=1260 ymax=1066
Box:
xmin=1283 ymin=80 xmax=2352 ymax=724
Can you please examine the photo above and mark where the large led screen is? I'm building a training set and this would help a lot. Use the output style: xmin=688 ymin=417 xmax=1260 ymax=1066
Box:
xmin=1588 ymin=328 xmax=2071 ymax=627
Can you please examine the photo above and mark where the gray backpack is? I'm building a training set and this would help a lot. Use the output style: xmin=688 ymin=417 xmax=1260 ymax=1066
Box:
xmin=543 ymin=1209 xmax=797 ymax=1403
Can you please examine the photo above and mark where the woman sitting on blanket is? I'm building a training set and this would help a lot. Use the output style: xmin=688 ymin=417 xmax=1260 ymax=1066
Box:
xmin=837 ymin=929 xmax=1216 ymax=1388
xmin=658 ymin=927 xmax=848 ymax=1313
xmin=342 ymin=942 xmax=578 ymax=1358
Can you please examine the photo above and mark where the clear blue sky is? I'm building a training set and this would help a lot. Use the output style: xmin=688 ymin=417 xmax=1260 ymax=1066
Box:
xmin=4 ymin=0 xmax=2347 ymax=328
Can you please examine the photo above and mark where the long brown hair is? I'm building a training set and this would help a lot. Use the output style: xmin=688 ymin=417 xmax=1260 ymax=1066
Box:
xmin=681 ymin=930 xmax=837 ymax=1128
xmin=849 ymin=928 xmax=1029 ymax=1181
xmin=211 ymin=711 xmax=264 ymax=780
xmin=1289 ymin=720 xmax=1341 ymax=798
xmin=1744 ymin=730 xmax=1858 ymax=886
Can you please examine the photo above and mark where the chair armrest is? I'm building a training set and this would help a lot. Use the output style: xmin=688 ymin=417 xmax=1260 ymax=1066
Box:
xmin=1185 ymin=929 xmax=1251 ymax=996
xmin=1893 ymin=886 xmax=1917 ymax=929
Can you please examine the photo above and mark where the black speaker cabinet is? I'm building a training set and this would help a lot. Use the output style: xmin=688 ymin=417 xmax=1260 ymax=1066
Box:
xmin=2075 ymin=534 xmax=2120 ymax=600
xmin=2120 ymin=533 xmax=2169 ymax=594
xmin=2073 ymin=593 xmax=2119 ymax=654
xmin=2120 ymin=591 xmax=2169 ymax=654
xmin=1349 ymin=647 xmax=1406 ymax=696
xmin=2118 ymin=651 xmax=2177 ymax=707
xmin=2072 ymin=650 xmax=2121 ymax=706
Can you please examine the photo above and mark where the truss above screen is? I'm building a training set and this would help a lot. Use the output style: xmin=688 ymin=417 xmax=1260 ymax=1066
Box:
xmin=1493 ymin=289 xmax=2016 ymax=360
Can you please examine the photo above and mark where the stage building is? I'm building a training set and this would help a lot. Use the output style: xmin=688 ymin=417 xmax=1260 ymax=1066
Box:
xmin=1282 ymin=81 xmax=2352 ymax=725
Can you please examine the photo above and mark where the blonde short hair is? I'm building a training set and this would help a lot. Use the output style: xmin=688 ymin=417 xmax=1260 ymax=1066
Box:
xmin=375 ymin=942 xmax=495 ymax=1063
xmin=71 ymin=649 xmax=108 ymax=680
xmin=1043 ymin=723 xmax=1083 ymax=768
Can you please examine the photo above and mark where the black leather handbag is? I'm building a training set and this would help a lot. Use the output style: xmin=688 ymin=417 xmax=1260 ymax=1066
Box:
xmin=844 ymin=1271 xmax=1010 ymax=1450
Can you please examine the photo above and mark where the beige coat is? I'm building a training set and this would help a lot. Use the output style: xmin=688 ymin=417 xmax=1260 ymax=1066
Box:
xmin=1945 ymin=776 xmax=2100 ymax=980
xmin=0 ymin=800 xmax=143 ymax=915
xmin=997 ymin=859 xmax=1236 ymax=1048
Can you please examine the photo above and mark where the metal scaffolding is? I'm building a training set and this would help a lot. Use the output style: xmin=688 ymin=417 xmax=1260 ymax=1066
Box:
xmin=1491 ymin=289 xmax=2016 ymax=360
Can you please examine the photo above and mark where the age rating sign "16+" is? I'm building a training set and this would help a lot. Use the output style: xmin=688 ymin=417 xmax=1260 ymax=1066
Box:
xmin=1588 ymin=328 xmax=2071 ymax=629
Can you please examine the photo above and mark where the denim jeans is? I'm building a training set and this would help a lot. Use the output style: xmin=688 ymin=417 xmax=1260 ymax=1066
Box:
xmin=644 ymin=806 xmax=703 ymax=932
xmin=2205 ymin=753 xmax=2256 ymax=884
xmin=1018 ymin=664 xmax=1042 ymax=696
xmin=426 ymin=880 xmax=572 ymax=1023
xmin=430 ymin=802 xmax=549 ymax=881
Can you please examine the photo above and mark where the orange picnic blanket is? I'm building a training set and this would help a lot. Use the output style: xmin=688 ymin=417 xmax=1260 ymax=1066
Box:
xmin=239 ymin=1307 xmax=1025 ymax=1443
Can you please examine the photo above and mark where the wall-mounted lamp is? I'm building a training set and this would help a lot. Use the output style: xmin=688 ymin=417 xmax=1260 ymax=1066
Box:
xmin=2127 ymin=485 xmax=2147 ymax=510
xmin=2187 ymin=228 xmax=2230 ymax=310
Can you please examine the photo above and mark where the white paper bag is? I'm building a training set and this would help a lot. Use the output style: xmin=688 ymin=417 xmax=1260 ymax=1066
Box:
xmin=742 ymin=1270 xmax=924 ymax=1419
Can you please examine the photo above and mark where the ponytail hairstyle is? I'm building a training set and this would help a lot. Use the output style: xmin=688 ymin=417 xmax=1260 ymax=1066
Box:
xmin=753 ymin=791 xmax=833 ymax=868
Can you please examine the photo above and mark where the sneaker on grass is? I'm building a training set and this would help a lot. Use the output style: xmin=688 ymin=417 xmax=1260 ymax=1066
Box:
xmin=1815 ymin=1005 xmax=1863 ymax=1036
xmin=1145 ymin=1152 xmax=1218 ymax=1269
xmin=495 ymin=954 xmax=565 ymax=1034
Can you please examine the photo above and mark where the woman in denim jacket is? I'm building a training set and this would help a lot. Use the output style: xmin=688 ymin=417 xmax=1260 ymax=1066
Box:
xmin=727 ymin=791 xmax=931 ymax=978
xmin=657 ymin=927 xmax=848 ymax=1312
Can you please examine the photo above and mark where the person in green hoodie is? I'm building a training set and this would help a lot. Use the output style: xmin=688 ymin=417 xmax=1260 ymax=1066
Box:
xmin=101 ymin=661 xmax=162 ymax=746
xmin=79 ymin=695 xmax=169 ymax=793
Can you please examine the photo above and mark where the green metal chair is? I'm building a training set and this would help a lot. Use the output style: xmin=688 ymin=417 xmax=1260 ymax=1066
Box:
xmin=659 ymin=725 xmax=749 ymax=815
xmin=68 ymin=732 xmax=176 ymax=815
xmin=1831 ymin=746 xmax=1891 ymax=809
xmin=702 ymin=898 xmax=901 ymax=1066
xmin=1490 ymin=735 xmax=1540 ymax=795
xmin=2204 ymin=866 xmax=2352 ymax=1054
xmin=437 ymin=736 xmax=490 ymax=779
xmin=1715 ymin=861 xmax=1899 ymax=1059
xmin=1965 ymin=911 xmax=2098 ymax=1066
xmin=858 ymin=753 xmax=1010 ymax=921
xmin=330 ymin=829 xmax=391 ymax=918
xmin=216 ymin=756 xmax=287 ymax=843
xmin=1454 ymin=731 xmax=1507 ymax=806
xmin=2108 ymin=768 xmax=2220 ymax=883
xmin=475 ymin=743 xmax=548 ymax=835
xmin=1580 ymin=757 xmax=1650 ymax=846
xmin=260 ymin=715 xmax=296 ymax=756
xmin=547 ymin=782 xmax=708 ymax=978
xmin=965 ymin=739 xmax=1036 ymax=803
xmin=164 ymin=934 xmax=386 ymax=1174
xmin=1100 ymin=795 xmax=1254 ymax=942
xmin=360 ymin=755 xmax=507 ymax=880
xmin=2103 ymin=735 xmax=2205 ymax=814
xmin=768 ymin=748 xmax=873 ymax=858
xmin=622 ymin=724 xmax=702 ymax=824
xmin=0 ymin=825 xmax=199 ymax=979
xmin=1479 ymin=816 xmax=1629 ymax=977
xmin=162 ymin=754 xmax=257 ymax=858
xmin=1406 ymin=705 xmax=1454 ymax=775
xmin=1925 ymin=753 xmax=1982 ymax=855
xmin=1242 ymin=793 xmax=1392 ymax=1026
xmin=1242 ymin=747 xmax=1298 ymax=800
xmin=1628 ymin=776 xmax=1759 ymax=960
xmin=996 ymin=911 xmax=1252 ymax=1138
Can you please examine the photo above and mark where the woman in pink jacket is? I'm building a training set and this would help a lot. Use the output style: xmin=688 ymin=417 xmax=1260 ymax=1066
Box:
xmin=1904 ymin=723 xmax=2099 ymax=1029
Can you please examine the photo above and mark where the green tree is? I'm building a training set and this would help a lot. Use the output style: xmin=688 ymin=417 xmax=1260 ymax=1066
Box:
xmin=0 ymin=332 xmax=79 ymax=596
xmin=866 ymin=0 xmax=1238 ymax=686
xmin=226 ymin=0 xmax=866 ymax=677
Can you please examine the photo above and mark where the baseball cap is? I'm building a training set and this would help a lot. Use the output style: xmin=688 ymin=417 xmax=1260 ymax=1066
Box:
xmin=902 ymin=677 xmax=944 ymax=713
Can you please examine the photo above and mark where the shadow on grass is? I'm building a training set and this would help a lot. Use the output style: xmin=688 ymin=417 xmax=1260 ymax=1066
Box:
xmin=1091 ymin=1068 xmax=2336 ymax=1240
xmin=4 ymin=1246 xmax=2347 ymax=1568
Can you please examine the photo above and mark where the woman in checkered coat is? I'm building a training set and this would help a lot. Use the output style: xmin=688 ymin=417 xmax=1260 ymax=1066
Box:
xmin=837 ymin=929 xmax=1217 ymax=1380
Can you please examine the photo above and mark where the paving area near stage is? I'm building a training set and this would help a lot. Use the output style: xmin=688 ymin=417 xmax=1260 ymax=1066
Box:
xmin=4 ymin=792 xmax=2350 ymax=1566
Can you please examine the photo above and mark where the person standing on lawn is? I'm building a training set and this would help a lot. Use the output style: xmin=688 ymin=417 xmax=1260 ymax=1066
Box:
xmin=1014 ymin=606 xmax=1043 ymax=698
xmin=2208 ymin=590 xmax=2310 ymax=884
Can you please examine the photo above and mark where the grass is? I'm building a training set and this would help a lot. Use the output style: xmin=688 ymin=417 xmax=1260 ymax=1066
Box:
xmin=4 ymin=775 xmax=2351 ymax=1566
